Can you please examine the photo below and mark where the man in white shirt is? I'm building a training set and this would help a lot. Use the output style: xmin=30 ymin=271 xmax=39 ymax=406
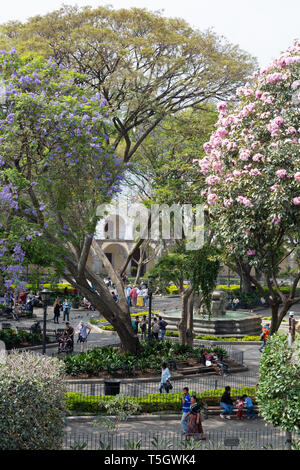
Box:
xmin=77 ymin=321 xmax=91 ymax=352
xmin=125 ymin=286 xmax=132 ymax=306
xmin=141 ymin=287 xmax=149 ymax=307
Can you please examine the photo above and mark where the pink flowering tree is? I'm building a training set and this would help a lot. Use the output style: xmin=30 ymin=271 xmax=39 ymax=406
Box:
xmin=195 ymin=40 xmax=300 ymax=334
xmin=0 ymin=50 xmax=141 ymax=353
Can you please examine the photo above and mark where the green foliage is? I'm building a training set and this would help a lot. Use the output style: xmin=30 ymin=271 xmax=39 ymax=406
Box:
xmin=63 ymin=341 xmax=228 ymax=377
xmin=256 ymin=333 xmax=300 ymax=432
xmin=149 ymin=243 xmax=220 ymax=313
xmin=67 ymin=386 xmax=256 ymax=414
xmin=0 ymin=351 xmax=66 ymax=450
xmin=0 ymin=328 xmax=43 ymax=349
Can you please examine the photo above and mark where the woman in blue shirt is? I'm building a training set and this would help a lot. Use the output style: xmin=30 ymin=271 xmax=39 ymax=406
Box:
xmin=159 ymin=362 xmax=171 ymax=393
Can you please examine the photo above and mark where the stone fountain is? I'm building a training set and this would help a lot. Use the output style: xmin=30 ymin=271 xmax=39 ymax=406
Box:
xmin=161 ymin=290 xmax=262 ymax=337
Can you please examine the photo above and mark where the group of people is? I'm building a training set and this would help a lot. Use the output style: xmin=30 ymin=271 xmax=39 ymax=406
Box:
xmin=125 ymin=283 xmax=149 ymax=307
xmin=203 ymin=350 xmax=229 ymax=376
xmin=3 ymin=290 xmax=41 ymax=319
xmin=159 ymin=365 xmax=256 ymax=440
xmin=131 ymin=315 xmax=168 ymax=341
xmin=220 ymin=386 xmax=255 ymax=420
xmin=57 ymin=321 xmax=92 ymax=353
xmin=53 ymin=298 xmax=71 ymax=323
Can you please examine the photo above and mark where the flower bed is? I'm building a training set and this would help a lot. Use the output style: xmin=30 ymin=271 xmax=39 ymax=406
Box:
xmin=0 ymin=328 xmax=45 ymax=349
xmin=63 ymin=341 xmax=229 ymax=378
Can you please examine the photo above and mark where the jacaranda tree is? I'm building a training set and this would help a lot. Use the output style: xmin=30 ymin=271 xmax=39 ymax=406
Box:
xmin=195 ymin=39 xmax=300 ymax=334
xmin=0 ymin=50 xmax=141 ymax=353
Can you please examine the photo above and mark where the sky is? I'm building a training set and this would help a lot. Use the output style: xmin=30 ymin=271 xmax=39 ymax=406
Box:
xmin=0 ymin=0 xmax=299 ymax=67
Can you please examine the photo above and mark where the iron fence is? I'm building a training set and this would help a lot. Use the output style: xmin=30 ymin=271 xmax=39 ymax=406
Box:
xmin=65 ymin=375 xmax=259 ymax=415
xmin=63 ymin=429 xmax=299 ymax=450
xmin=66 ymin=374 xmax=258 ymax=398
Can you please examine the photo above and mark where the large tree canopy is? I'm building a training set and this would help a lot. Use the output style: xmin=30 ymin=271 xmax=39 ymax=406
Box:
xmin=0 ymin=50 xmax=141 ymax=354
xmin=0 ymin=5 xmax=257 ymax=162
xmin=195 ymin=40 xmax=300 ymax=333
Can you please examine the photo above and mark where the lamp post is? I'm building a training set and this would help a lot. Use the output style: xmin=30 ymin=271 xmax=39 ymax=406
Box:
xmin=147 ymin=277 xmax=153 ymax=345
xmin=40 ymin=288 xmax=52 ymax=355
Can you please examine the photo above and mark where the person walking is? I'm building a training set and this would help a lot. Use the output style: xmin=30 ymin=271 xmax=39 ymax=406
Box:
xmin=181 ymin=387 xmax=191 ymax=436
xmin=63 ymin=298 xmax=71 ymax=322
xmin=220 ymin=386 xmax=234 ymax=420
xmin=125 ymin=285 xmax=132 ymax=307
xmin=152 ymin=317 xmax=160 ymax=341
xmin=186 ymin=395 xmax=206 ymax=441
xmin=242 ymin=394 xmax=255 ymax=419
xmin=140 ymin=315 xmax=147 ymax=341
xmin=158 ymin=316 xmax=168 ymax=341
xmin=259 ymin=323 xmax=270 ymax=352
xmin=131 ymin=315 xmax=140 ymax=335
xmin=158 ymin=362 xmax=171 ymax=393
xmin=141 ymin=286 xmax=149 ymax=307
xmin=130 ymin=286 xmax=138 ymax=307
xmin=77 ymin=321 xmax=91 ymax=353
xmin=53 ymin=297 xmax=61 ymax=324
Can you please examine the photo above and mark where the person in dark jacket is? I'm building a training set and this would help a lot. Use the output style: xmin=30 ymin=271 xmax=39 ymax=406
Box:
xmin=53 ymin=297 xmax=61 ymax=324
xmin=220 ymin=386 xmax=234 ymax=420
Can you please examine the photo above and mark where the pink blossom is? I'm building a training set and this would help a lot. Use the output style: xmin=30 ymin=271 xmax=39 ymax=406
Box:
xmin=241 ymin=103 xmax=256 ymax=117
xmin=266 ymin=72 xmax=283 ymax=83
xmin=247 ymin=250 xmax=256 ymax=256
xmin=276 ymin=169 xmax=288 ymax=178
xmin=252 ymin=153 xmax=264 ymax=162
xmin=217 ymin=102 xmax=227 ymax=112
xmin=287 ymin=126 xmax=297 ymax=134
xmin=233 ymin=170 xmax=242 ymax=178
xmin=272 ymin=217 xmax=281 ymax=225
xmin=294 ymin=172 xmax=300 ymax=181
xmin=255 ymin=89 xmax=263 ymax=99
xmin=291 ymin=80 xmax=300 ymax=89
xmin=226 ymin=141 xmax=237 ymax=151
xmin=205 ymin=175 xmax=220 ymax=186
xmin=203 ymin=142 xmax=212 ymax=154
xmin=223 ymin=198 xmax=233 ymax=207
xmin=236 ymin=196 xmax=254 ymax=207
xmin=261 ymin=93 xmax=274 ymax=104
xmin=293 ymin=197 xmax=300 ymax=205
xmin=250 ymin=168 xmax=261 ymax=176
xmin=239 ymin=148 xmax=251 ymax=161
xmin=207 ymin=193 xmax=218 ymax=205
xmin=216 ymin=127 xmax=228 ymax=138
xmin=274 ymin=116 xmax=284 ymax=126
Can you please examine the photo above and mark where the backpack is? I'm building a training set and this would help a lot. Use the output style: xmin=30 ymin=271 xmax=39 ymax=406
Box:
xmin=152 ymin=322 xmax=160 ymax=333
xmin=159 ymin=320 xmax=167 ymax=330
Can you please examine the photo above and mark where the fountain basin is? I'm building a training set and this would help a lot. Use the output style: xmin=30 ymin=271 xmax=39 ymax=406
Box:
xmin=161 ymin=310 xmax=262 ymax=337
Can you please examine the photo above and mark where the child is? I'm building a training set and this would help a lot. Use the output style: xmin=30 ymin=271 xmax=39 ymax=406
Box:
xmin=242 ymin=394 xmax=255 ymax=419
xmin=236 ymin=396 xmax=244 ymax=420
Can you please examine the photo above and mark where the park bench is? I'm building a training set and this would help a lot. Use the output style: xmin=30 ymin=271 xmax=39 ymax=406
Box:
xmin=205 ymin=404 xmax=259 ymax=417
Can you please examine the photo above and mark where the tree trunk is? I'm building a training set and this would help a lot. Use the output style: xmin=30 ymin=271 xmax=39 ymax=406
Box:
xmin=64 ymin=265 xmax=142 ymax=354
xmin=186 ymin=292 xmax=194 ymax=347
xmin=177 ymin=286 xmax=193 ymax=345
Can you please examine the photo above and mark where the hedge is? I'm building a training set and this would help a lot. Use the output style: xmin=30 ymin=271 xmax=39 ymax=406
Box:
xmin=66 ymin=387 xmax=257 ymax=414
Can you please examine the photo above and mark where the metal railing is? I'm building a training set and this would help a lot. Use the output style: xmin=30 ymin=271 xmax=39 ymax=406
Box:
xmin=63 ymin=429 xmax=298 ymax=450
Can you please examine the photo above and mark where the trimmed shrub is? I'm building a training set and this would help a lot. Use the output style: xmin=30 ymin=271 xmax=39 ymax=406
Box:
xmin=66 ymin=386 xmax=257 ymax=414
xmin=0 ymin=351 xmax=67 ymax=450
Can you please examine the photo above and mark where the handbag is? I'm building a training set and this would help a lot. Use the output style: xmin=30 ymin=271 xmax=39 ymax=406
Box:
xmin=166 ymin=379 xmax=173 ymax=390
xmin=205 ymin=360 xmax=212 ymax=367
